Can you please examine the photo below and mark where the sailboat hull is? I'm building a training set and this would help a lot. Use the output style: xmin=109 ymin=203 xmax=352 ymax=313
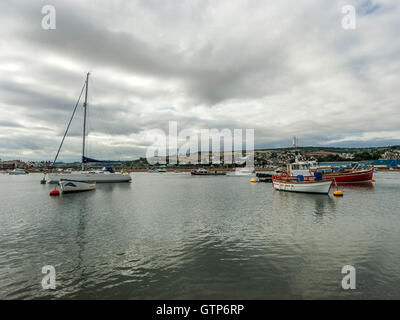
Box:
xmin=47 ymin=172 xmax=132 ymax=183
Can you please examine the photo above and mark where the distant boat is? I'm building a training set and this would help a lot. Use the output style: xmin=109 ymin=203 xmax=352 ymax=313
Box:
xmin=147 ymin=168 xmax=167 ymax=173
xmin=191 ymin=168 xmax=226 ymax=175
xmin=233 ymin=168 xmax=255 ymax=176
xmin=9 ymin=168 xmax=28 ymax=175
xmin=59 ymin=179 xmax=96 ymax=193
xmin=256 ymin=172 xmax=273 ymax=182
xmin=47 ymin=73 xmax=131 ymax=184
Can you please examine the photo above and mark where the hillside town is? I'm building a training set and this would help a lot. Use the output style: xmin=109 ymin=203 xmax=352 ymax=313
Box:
xmin=2 ymin=146 xmax=400 ymax=172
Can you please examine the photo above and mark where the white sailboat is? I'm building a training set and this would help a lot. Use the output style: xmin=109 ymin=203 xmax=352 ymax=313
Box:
xmin=47 ymin=167 xmax=132 ymax=183
xmin=47 ymin=73 xmax=131 ymax=184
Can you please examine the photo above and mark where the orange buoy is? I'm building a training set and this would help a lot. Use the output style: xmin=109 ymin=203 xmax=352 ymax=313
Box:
xmin=50 ymin=189 xmax=60 ymax=196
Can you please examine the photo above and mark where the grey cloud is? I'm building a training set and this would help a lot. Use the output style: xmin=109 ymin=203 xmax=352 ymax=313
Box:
xmin=6 ymin=1 xmax=297 ymax=104
xmin=0 ymin=0 xmax=399 ymax=161
xmin=0 ymin=120 xmax=25 ymax=128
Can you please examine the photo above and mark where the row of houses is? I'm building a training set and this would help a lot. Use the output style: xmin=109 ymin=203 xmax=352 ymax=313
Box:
xmin=381 ymin=150 xmax=400 ymax=160
xmin=0 ymin=160 xmax=51 ymax=170
xmin=0 ymin=160 xmax=25 ymax=170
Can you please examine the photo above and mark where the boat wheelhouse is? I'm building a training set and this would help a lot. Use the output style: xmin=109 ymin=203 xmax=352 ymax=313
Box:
xmin=288 ymin=161 xmax=318 ymax=177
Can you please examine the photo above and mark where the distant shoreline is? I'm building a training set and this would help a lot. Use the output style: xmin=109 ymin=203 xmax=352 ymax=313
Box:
xmin=2 ymin=167 xmax=400 ymax=174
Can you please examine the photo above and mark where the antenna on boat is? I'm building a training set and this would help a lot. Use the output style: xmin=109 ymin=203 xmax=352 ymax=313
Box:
xmin=82 ymin=72 xmax=90 ymax=171
xmin=292 ymin=136 xmax=297 ymax=149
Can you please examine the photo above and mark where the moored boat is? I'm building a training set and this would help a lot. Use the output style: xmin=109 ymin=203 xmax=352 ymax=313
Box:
xmin=288 ymin=159 xmax=373 ymax=183
xmin=191 ymin=168 xmax=226 ymax=175
xmin=322 ymin=168 xmax=373 ymax=183
xmin=148 ymin=168 xmax=167 ymax=173
xmin=272 ymin=177 xmax=334 ymax=194
xmin=234 ymin=167 xmax=255 ymax=176
xmin=59 ymin=179 xmax=96 ymax=193
xmin=256 ymin=172 xmax=273 ymax=182
xmin=9 ymin=168 xmax=28 ymax=175
xmin=47 ymin=167 xmax=131 ymax=183
xmin=47 ymin=73 xmax=131 ymax=184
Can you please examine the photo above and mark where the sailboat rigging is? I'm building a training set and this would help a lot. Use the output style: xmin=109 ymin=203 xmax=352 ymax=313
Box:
xmin=82 ymin=72 xmax=89 ymax=171
xmin=47 ymin=73 xmax=132 ymax=183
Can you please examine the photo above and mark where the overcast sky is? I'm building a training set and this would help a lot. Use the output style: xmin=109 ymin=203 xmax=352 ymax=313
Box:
xmin=0 ymin=0 xmax=399 ymax=161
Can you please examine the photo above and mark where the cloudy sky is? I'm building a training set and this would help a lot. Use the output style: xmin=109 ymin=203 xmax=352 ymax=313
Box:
xmin=0 ymin=0 xmax=399 ymax=161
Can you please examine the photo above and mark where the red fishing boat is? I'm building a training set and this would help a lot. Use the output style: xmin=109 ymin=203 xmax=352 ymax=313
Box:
xmin=276 ymin=160 xmax=374 ymax=183
xmin=319 ymin=167 xmax=373 ymax=183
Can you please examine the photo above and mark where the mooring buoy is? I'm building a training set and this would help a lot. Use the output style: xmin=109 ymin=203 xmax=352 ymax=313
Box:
xmin=50 ymin=189 xmax=60 ymax=196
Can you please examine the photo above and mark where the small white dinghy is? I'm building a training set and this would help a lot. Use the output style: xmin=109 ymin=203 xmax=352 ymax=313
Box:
xmin=59 ymin=179 xmax=96 ymax=193
xmin=233 ymin=167 xmax=255 ymax=176
xmin=272 ymin=178 xmax=334 ymax=194
xmin=9 ymin=168 xmax=28 ymax=175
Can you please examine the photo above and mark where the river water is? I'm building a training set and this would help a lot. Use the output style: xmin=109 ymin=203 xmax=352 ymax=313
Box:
xmin=1 ymin=172 xmax=399 ymax=299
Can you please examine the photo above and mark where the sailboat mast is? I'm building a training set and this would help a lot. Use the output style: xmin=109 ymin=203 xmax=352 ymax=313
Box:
xmin=82 ymin=72 xmax=90 ymax=170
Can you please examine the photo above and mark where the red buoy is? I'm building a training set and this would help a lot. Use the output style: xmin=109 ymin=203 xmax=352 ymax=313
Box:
xmin=50 ymin=189 xmax=60 ymax=196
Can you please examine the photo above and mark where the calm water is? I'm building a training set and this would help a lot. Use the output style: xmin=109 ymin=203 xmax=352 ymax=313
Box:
xmin=1 ymin=172 xmax=400 ymax=299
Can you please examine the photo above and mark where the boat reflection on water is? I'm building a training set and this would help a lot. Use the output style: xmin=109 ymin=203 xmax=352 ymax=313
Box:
xmin=337 ymin=182 xmax=374 ymax=190
xmin=313 ymin=195 xmax=337 ymax=216
xmin=96 ymin=182 xmax=132 ymax=193
xmin=273 ymin=190 xmax=338 ymax=217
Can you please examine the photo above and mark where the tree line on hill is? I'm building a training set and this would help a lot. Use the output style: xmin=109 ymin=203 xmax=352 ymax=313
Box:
xmin=316 ymin=151 xmax=382 ymax=162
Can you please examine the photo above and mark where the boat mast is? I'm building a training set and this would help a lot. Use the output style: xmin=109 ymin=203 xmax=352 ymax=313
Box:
xmin=82 ymin=72 xmax=90 ymax=170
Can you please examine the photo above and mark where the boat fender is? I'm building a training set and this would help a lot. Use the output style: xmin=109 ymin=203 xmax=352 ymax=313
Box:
xmin=281 ymin=172 xmax=289 ymax=180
